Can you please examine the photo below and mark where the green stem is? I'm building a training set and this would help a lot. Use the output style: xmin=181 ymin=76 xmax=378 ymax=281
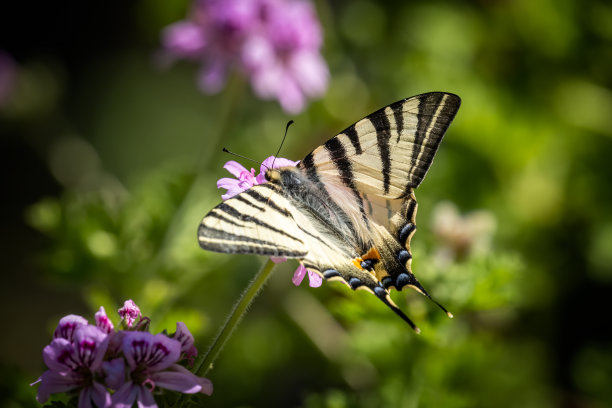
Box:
xmin=195 ymin=258 xmax=277 ymax=377
xmin=173 ymin=259 xmax=277 ymax=408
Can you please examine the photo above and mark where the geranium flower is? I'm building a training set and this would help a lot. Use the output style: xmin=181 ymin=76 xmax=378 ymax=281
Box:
xmin=161 ymin=0 xmax=328 ymax=113
xmin=34 ymin=325 xmax=111 ymax=408
xmin=111 ymin=331 xmax=212 ymax=407
xmin=217 ymin=156 xmax=321 ymax=288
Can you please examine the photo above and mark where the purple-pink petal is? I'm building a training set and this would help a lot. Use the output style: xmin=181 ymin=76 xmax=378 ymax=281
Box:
xmin=223 ymin=160 xmax=250 ymax=178
xmin=150 ymin=364 xmax=213 ymax=395
xmin=217 ymin=177 xmax=245 ymax=200
xmin=172 ymin=322 xmax=195 ymax=354
xmin=161 ymin=21 xmax=207 ymax=59
xmin=54 ymin=314 xmax=88 ymax=342
xmin=43 ymin=338 xmax=77 ymax=373
xmin=73 ymin=325 xmax=109 ymax=370
xmin=292 ymin=264 xmax=307 ymax=286
xmin=307 ymin=269 xmax=323 ymax=287
xmin=110 ymin=381 xmax=140 ymax=408
xmin=290 ymin=50 xmax=329 ymax=98
xmin=277 ymin=73 xmax=306 ymax=114
xmin=111 ymin=382 xmax=162 ymax=408
xmin=78 ymin=383 xmax=111 ymax=408
xmin=35 ymin=370 xmax=80 ymax=403
xmin=291 ymin=264 xmax=322 ymax=287
xmin=95 ymin=307 xmax=114 ymax=334
xmin=136 ymin=384 xmax=157 ymax=408
xmin=260 ymin=155 xmax=299 ymax=173
xmin=123 ymin=331 xmax=181 ymax=372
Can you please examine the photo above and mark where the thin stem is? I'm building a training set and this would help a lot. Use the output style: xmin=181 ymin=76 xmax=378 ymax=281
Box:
xmin=173 ymin=259 xmax=277 ymax=408
xmin=195 ymin=258 xmax=277 ymax=376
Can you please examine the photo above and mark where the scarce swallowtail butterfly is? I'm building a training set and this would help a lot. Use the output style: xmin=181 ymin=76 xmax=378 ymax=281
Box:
xmin=198 ymin=92 xmax=461 ymax=332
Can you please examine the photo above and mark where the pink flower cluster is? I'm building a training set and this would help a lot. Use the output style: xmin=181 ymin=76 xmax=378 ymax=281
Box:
xmin=32 ymin=300 xmax=211 ymax=408
xmin=161 ymin=0 xmax=329 ymax=113
xmin=217 ymin=156 xmax=322 ymax=288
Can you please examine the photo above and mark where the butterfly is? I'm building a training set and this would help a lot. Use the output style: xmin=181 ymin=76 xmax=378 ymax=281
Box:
xmin=198 ymin=92 xmax=461 ymax=332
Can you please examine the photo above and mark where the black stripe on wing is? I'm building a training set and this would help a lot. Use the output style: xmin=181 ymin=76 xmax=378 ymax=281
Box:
xmin=323 ymin=137 xmax=369 ymax=224
xmin=197 ymin=226 xmax=306 ymax=257
xmin=370 ymin=113 xmax=392 ymax=195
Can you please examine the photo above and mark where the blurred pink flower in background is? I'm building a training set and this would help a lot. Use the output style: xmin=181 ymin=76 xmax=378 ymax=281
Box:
xmin=161 ymin=0 xmax=329 ymax=113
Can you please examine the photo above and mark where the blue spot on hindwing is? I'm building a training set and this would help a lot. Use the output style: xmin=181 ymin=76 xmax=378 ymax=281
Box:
xmin=397 ymin=250 xmax=412 ymax=264
xmin=398 ymin=223 xmax=416 ymax=245
xmin=349 ymin=277 xmax=362 ymax=289
xmin=396 ymin=273 xmax=412 ymax=289
xmin=381 ymin=276 xmax=393 ymax=289
xmin=373 ymin=286 xmax=387 ymax=297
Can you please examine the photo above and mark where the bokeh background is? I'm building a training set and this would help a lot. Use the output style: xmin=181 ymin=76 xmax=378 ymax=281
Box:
xmin=2 ymin=0 xmax=612 ymax=407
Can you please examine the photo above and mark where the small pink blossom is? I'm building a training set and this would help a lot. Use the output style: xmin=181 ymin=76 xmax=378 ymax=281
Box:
xmin=217 ymin=155 xmax=299 ymax=199
xmin=292 ymin=264 xmax=322 ymax=288
xmin=95 ymin=307 xmax=114 ymax=334
xmin=118 ymin=300 xmax=141 ymax=328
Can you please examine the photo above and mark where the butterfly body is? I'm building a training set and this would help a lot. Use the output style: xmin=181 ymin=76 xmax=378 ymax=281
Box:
xmin=199 ymin=92 xmax=461 ymax=330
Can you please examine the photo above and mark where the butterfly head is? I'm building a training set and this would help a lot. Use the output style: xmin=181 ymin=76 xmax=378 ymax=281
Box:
xmin=264 ymin=168 xmax=282 ymax=183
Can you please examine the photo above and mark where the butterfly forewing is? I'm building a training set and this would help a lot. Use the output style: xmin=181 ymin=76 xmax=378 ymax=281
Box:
xmin=299 ymin=92 xmax=461 ymax=200
xmin=198 ymin=183 xmax=308 ymax=257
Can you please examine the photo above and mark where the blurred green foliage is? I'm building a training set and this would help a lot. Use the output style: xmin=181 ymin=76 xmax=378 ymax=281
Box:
xmin=2 ymin=0 xmax=612 ymax=407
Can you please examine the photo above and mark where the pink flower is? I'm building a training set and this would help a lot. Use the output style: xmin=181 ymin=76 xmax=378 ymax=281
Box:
xmin=217 ymin=155 xmax=299 ymax=199
xmin=217 ymin=156 xmax=321 ymax=288
xmin=111 ymin=331 xmax=212 ymax=407
xmin=117 ymin=300 xmax=141 ymax=328
xmin=291 ymin=264 xmax=322 ymax=288
xmin=34 ymin=325 xmax=111 ymax=408
xmin=161 ymin=0 xmax=328 ymax=113
xmin=95 ymin=307 xmax=114 ymax=334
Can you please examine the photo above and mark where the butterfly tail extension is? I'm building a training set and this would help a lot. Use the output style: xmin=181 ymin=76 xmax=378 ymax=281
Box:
xmin=372 ymin=285 xmax=421 ymax=333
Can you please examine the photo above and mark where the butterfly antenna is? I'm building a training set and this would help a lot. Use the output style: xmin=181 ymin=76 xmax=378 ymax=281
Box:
xmin=222 ymin=148 xmax=265 ymax=169
xmin=373 ymin=286 xmax=420 ymax=333
xmin=272 ymin=120 xmax=294 ymax=169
